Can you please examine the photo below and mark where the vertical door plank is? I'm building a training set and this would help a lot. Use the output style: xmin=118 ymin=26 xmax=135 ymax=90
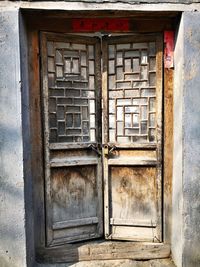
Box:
xmin=40 ymin=32 xmax=54 ymax=245
xmin=164 ymin=68 xmax=173 ymax=243
xmin=102 ymin=39 xmax=110 ymax=238
xmin=28 ymin=30 xmax=46 ymax=248
xmin=155 ymin=35 xmax=163 ymax=242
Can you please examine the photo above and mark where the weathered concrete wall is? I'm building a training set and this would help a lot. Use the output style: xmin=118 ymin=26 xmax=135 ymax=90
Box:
xmin=2 ymin=1 xmax=200 ymax=13
xmin=0 ymin=9 xmax=27 ymax=267
xmin=181 ymin=12 xmax=200 ymax=267
xmin=172 ymin=16 xmax=184 ymax=267
xmin=172 ymin=11 xmax=200 ymax=267
xmin=19 ymin=11 xmax=35 ymax=267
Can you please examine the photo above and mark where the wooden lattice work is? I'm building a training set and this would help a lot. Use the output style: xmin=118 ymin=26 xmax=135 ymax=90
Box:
xmin=108 ymin=41 xmax=157 ymax=143
xmin=47 ymin=40 xmax=97 ymax=143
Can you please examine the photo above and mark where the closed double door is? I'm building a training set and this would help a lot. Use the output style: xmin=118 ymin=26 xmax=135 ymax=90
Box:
xmin=41 ymin=32 xmax=163 ymax=246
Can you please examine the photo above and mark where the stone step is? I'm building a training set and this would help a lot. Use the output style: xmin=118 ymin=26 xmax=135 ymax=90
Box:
xmin=36 ymin=258 xmax=176 ymax=267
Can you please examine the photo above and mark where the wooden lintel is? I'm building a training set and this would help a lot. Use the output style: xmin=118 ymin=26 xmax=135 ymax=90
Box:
xmin=24 ymin=15 xmax=176 ymax=33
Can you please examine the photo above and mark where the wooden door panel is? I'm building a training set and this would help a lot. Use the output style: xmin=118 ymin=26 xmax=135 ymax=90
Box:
xmin=110 ymin=166 xmax=159 ymax=241
xmin=41 ymin=33 xmax=102 ymax=246
xmin=103 ymin=35 xmax=163 ymax=242
xmin=110 ymin=167 xmax=157 ymax=223
xmin=110 ymin=226 xmax=157 ymax=241
xmin=51 ymin=165 xmax=101 ymax=244
xmin=51 ymin=166 xmax=99 ymax=223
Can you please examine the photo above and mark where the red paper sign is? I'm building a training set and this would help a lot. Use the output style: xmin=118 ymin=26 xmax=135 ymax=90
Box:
xmin=164 ymin=31 xmax=174 ymax=69
xmin=72 ymin=18 xmax=130 ymax=32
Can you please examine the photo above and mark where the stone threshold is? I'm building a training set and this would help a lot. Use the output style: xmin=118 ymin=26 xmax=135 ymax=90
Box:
xmin=36 ymin=258 xmax=176 ymax=267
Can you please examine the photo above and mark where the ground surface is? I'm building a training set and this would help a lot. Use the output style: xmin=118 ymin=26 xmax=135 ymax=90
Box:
xmin=36 ymin=258 xmax=176 ymax=267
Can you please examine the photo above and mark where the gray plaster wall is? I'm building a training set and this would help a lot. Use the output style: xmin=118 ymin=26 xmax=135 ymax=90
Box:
xmin=172 ymin=16 xmax=184 ymax=267
xmin=181 ymin=12 xmax=200 ymax=267
xmin=0 ymin=9 xmax=27 ymax=267
xmin=19 ymin=11 xmax=35 ymax=267
xmin=172 ymin=11 xmax=200 ymax=267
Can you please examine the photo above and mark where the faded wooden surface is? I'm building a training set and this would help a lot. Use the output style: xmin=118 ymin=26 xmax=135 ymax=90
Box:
xmin=164 ymin=68 xmax=173 ymax=243
xmin=37 ymin=241 xmax=170 ymax=263
xmin=102 ymin=37 xmax=110 ymax=238
xmin=40 ymin=33 xmax=103 ymax=246
xmin=29 ymin=30 xmax=46 ymax=250
xmin=111 ymin=167 xmax=157 ymax=226
xmin=103 ymin=35 xmax=163 ymax=242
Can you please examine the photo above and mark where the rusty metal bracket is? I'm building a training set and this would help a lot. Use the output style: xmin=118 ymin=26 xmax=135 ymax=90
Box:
xmin=88 ymin=144 xmax=102 ymax=157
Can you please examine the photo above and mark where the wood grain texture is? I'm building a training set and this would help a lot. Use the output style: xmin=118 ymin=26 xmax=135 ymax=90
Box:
xmin=110 ymin=218 xmax=156 ymax=227
xmin=103 ymin=34 xmax=163 ymax=242
xmin=36 ymin=241 xmax=170 ymax=263
xmin=155 ymin=34 xmax=163 ymax=242
xmin=108 ymin=157 xmax=157 ymax=165
xmin=28 ymin=30 xmax=46 ymax=248
xmin=53 ymin=217 xmax=99 ymax=230
xmin=40 ymin=33 xmax=103 ymax=245
xmin=110 ymin=166 xmax=158 ymax=241
xmin=50 ymin=157 xmax=98 ymax=167
xmin=102 ymin=39 xmax=110 ymax=238
xmin=163 ymin=68 xmax=173 ymax=243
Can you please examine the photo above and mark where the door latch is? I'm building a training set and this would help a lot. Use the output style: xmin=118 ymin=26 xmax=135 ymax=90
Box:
xmin=103 ymin=144 xmax=116 ymax=157
xmin=103 ymin=145 xmax=109 ymax=156
xmin=88 ymin=144 xmax=102 ymax=157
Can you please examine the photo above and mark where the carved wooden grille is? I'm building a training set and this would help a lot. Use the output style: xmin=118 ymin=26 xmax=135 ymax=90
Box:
xmin=108 ymin=42 xmax=157 ymax=143
xmin=47 ymin=41 xmax=96 ymax=143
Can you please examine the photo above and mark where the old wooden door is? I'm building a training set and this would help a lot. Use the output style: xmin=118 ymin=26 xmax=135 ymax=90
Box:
xmin=41 ymin=33 xmax=103 ymax=246
xmin=41 ymin=32 xmax=163 ymax=246
xmin=102 ymin=35 xmax=163 ymax=242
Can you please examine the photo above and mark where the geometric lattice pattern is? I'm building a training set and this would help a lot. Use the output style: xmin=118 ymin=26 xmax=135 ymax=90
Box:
xmin=108 ymin=42 xmax=157 ymax=143
xmin=47 ymin=41 xmax=96 ymax=143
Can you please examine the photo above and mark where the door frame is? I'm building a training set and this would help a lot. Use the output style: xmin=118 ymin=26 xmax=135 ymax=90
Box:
xmin=24 ymin=10 xmax=174 ymax=263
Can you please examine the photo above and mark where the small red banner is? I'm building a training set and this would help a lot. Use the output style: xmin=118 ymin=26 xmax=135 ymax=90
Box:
xmin=72 ymin=18 xmax=130 ymax=32
xmin=164 ymin=31 xmax=174 ymax=69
